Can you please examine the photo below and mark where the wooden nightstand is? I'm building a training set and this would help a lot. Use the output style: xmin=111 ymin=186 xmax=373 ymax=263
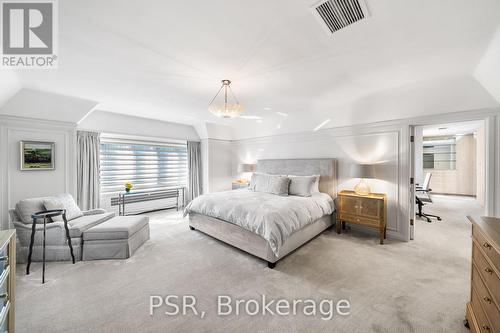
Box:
xmin=336 ymin=190 xmax=387 ymax=244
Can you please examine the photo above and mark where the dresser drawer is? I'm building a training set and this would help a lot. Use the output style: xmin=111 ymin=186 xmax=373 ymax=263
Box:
xmin=468 ymin=302 xmax=481 ymax=333
xmin=472 ymin=289 xmax=496 ymax=333
xmin=474 ymin=225 xmax=500 ymax=271
xmin=473 ymin=242 xmax=500 ymax=306
xmin=0 ymin=300 xmax=9 ymax=333
xmin=0 ymin=244 xmax=8 ymax=278
xmin=339 ymin=213 xmax=379 ymax=228
xmin=472 ymin=265 xmax=500 ymax=330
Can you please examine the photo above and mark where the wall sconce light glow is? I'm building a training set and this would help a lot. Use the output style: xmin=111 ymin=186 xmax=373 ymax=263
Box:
xmin=276 ymin=124 xmax=281 ymax=129
xmin=313 ymin=119 xmax=331 ymax=132
xmin=256 ymin=119 xmax=263 ymax=123
xmin=276 ymin=112 xmax=288 ymax=117
xmin=263 ymin=107 xmax=272 ymax=111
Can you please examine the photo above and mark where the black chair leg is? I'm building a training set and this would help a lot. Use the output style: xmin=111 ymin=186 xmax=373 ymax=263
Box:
xmin=416 ymin=197 xmax=441 ymax=222
xmin=423 ymin=213 xmax=442 ymax=221
xmin=26 ymin=218 xmax=37 ymax=275
xmin=62 ymin=213 xmax=76 ymax=264
xmin=267 ymin=261 xmax=276 ymax=269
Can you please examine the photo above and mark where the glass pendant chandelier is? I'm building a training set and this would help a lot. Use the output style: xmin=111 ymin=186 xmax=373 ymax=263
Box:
xmin=208 ymin=79 xmax=244 ymax=118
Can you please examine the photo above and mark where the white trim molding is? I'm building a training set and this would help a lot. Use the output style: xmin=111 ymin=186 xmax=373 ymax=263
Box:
xmin=0 ymin=115 xmax=77 ymax=229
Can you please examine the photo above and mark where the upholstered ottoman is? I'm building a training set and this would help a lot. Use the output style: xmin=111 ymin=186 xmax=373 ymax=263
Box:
xmin=82 ymin=216 xmax=150 ymax=260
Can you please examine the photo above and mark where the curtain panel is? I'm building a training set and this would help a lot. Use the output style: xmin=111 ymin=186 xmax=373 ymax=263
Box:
xmin=187 ymin=141 xmax=202 ymax=203
xmin=77 ymin=131 xmax=101 ymax=210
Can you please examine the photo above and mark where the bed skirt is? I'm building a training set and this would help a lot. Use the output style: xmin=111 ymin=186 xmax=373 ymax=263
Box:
xmin=188 ymin=213 xmax=334 ymax=264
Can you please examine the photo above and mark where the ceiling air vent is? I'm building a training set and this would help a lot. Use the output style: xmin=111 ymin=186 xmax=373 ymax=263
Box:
xmin=313 ymin=0 xmax=369 ymax=34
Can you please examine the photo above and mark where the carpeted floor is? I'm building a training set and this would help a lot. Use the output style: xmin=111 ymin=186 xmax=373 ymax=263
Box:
xmin=16 ymin=195 xmax=482 ymax=333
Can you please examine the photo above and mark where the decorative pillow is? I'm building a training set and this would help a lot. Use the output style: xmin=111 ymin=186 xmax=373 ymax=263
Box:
xmin=43 ymin=194 xmax=83 ymax=221
xmin=15 ymin=197 xmax=49 ymax=224
xmin=250 ymin=173 xmax=290 ymax=196
xmin=288 ymin=175 xmax=319 ymax=197
xmin=249 ymin=172 xmax=262 ymax=191
xmin=311 ymin=175 xmax=320 ymax=193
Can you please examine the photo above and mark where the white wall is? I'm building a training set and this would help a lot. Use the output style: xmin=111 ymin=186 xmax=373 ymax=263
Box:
xmin=0 ymin=89 xmax=98 ymax=123
xmin=227 ymin=75 xmax=498 ymax=140
xmin=475 ymin=25 xmax=500 ymax=103
xmin=203 ymin=139 xmax=235 ymax=193
xmin=232 ymin=127 xmax=406 ymax=240
xmin=0 ymin=70 xmax=21 ymax=108
xmin=78 ymin=110 xmax=200 ymax=141
xmin=0 ymin=116 xmax=77 ymax=229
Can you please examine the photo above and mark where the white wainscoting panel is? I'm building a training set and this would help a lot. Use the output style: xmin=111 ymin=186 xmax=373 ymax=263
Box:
xmin=0 ymin=116 xmax=77 ymax=229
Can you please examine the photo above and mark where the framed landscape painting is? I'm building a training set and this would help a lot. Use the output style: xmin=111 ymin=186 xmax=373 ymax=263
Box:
xmin=20 ymin=141 xmax=55 ymax=171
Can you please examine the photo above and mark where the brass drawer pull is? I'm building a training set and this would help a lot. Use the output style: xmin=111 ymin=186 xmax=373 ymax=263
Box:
xmin=484 ymin=296 xmax=492 ymax=304
xmin=482 ymin=325 xmax=490 ymax=331
xmin=0 ymin=293 xmax=8 ymax=300
xmin=485 ymin=267 xmax=494 ymax=275
xmin=483 ymin=242 xmax=492 ymax=249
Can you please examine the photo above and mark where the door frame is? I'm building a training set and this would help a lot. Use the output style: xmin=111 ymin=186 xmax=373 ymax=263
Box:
xmin=409 ymin=125 xmax=416 ymax=240
xmin=406 ymin=110 xmax=499 ymax=238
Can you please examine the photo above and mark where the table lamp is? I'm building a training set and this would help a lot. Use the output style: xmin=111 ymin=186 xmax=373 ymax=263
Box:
xmin=237 ymin=163 xmax=257 ymax=183
xmin=351 ymin=164 xmax=375 ymax=196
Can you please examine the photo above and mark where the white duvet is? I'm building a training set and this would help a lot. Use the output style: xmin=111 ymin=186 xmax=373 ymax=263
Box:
xmin=184 ymin=189 xmax=334 ymax=255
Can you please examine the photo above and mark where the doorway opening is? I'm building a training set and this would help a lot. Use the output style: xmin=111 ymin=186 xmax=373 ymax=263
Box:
xmin=410 ymin=120 xmax=486 ymax=239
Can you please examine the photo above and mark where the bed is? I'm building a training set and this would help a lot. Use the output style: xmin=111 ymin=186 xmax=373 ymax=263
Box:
xmin=185 ymin=158 xmax=338 ymax=268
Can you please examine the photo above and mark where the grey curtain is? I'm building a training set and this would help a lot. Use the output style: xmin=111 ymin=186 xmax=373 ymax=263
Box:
xmin=77 ymin=131 xmax=100 ymax=210
xmin=187 ymin=141 xmax=202 ymax=203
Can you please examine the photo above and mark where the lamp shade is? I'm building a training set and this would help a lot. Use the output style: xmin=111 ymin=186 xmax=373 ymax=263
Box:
xmin=351 ymin=164 xmax=376 ymax=179
xmin=238 ymin=163 xmax=256 ymax=173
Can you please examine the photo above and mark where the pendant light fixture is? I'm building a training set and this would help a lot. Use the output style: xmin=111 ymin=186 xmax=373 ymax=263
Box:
xmin=208 ymin=79 xmax=244 ymax=118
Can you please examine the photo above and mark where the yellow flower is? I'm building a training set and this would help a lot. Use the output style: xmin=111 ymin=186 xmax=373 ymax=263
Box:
xmin=124 ymin=182 xmax=133 ymax=190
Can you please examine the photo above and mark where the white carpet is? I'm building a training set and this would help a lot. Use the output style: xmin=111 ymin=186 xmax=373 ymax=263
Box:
xmin=16 ymin=195 xmax=482 ymax=332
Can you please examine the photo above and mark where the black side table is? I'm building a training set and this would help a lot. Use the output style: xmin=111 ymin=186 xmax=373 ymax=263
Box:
xmin=26 ymin=209 xmax=76 ymax=283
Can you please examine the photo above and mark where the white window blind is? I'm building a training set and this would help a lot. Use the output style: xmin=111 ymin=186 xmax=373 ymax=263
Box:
xmin=100 ymin=137 xmax=187 ymax=194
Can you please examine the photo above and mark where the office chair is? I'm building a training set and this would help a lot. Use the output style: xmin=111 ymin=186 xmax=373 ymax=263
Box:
xmin=415 ymin=173 xmax=442 ymax=222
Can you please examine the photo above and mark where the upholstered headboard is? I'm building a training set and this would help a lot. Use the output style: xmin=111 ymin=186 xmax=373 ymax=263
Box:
xmin=256 ymin=158 xmax=338 ymax=198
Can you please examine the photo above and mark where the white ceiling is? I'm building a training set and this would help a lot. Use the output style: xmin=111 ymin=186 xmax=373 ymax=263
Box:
xmin=422 ymin=120 xmax=485 ymax=137
xmin=6 ymin=0 xmax=500 ymax=139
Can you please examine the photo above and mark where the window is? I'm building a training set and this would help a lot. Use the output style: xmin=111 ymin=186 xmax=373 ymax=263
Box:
xmin=423 ymin=136 xmax=456 ymax=170
xmin=100 ymin=137 xmax=187 ymax=194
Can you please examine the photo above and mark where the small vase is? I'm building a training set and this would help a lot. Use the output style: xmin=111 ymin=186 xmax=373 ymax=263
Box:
xmin=125 ymin=188 xmax=130 ymax=193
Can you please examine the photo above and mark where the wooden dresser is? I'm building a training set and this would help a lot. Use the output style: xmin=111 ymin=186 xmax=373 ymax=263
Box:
xmin=466 ymin=216 xmax=500 ymax=333
xmin=0 ymin=230 xmax=15 ymax=333
xmin=336 ymin=190 xmax=387 ymax=244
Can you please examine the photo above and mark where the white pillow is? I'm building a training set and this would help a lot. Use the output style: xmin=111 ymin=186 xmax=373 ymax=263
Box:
xmin=288 ymin=175 xmax=320 ymax=197
xmin=250 ymin=173 xmax=290 ymax=196
xmin=43 ymin=193 xmax=83 ymax=221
